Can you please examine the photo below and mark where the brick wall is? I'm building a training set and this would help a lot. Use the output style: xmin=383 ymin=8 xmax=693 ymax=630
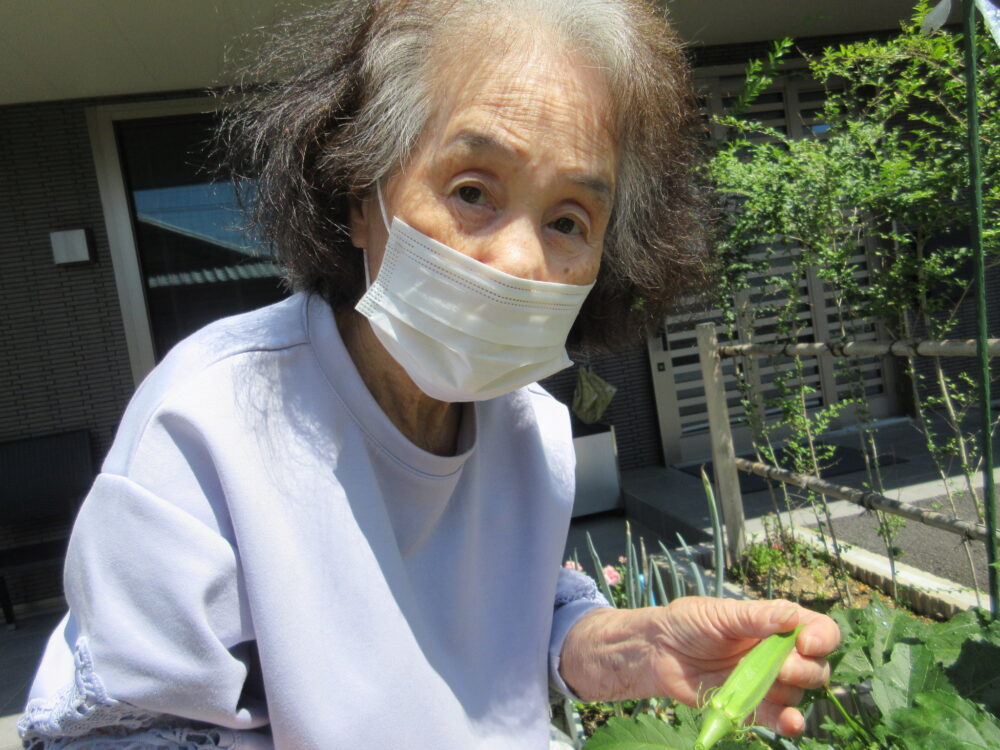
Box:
xmin=0 ymin=96 xmax=165 ymax=607
xmin=0 ymin=100 xmax=134 ymax=456
xmin=541 ymin=345 xmax=662 ymax=472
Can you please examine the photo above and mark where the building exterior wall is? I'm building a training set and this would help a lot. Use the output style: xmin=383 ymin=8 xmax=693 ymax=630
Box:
xmin=0 ymin=94 xmax=181 ymax=607
xmin=541 ymin=345 xmax=662 ymax=472
xmin=4 ymin=28 xmax=996 ymax=608
xmin=0 ymin=98 xmax=134 ymax=457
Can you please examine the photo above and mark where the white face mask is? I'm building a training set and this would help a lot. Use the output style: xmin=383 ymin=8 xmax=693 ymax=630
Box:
xmin=354 ymin=186 xmax=594 ymax=402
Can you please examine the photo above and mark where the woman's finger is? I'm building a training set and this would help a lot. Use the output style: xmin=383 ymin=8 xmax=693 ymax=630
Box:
xmin=778 ymin=652 xmax=831 ymax=690
xmin=765 ymin=681 xmax=804 ymax=708
xmin=797 ymin=613 xmax=843 ymax=658
xmin=753 ymin=702 xmax=807 ymax=737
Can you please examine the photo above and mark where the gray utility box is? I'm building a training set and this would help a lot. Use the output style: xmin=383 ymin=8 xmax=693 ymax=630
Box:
xmin=571 ymin=423 xmax=622 ymax=518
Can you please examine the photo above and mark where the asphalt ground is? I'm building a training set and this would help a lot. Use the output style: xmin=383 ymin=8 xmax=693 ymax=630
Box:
xmin=812 ymin=485 xmax=990 ymax=593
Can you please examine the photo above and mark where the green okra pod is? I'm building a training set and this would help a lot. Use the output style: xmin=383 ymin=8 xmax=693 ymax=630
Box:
xmin=694 ymin=625 xmax=804 ymax=750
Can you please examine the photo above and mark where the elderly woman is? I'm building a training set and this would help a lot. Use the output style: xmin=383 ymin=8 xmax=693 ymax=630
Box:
xmin=21 ymin=0 xmax=838 ymax=748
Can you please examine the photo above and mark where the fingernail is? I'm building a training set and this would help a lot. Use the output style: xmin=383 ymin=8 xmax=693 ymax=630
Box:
xmin=770 ymin=607 xmax=796 ymax=626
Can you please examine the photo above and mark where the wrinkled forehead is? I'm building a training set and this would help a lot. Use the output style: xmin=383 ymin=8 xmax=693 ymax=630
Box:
xmin=421 ymin=18 xmax=618 ymax=159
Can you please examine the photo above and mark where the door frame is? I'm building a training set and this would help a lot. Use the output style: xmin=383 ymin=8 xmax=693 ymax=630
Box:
xmin=87 ymin=96 xmax=220 ymax=386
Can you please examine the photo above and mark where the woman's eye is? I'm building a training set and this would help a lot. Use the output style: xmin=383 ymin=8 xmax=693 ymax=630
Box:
xmin=457 ymin=185 xmax=487 ymax=205
xmin=550 ymin=216 xmax=582 ymax=235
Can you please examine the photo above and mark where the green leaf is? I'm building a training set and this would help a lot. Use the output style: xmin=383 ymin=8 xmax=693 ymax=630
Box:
xmin=583 ymin=708 xmax=747 ymax=750
xmin=585 ymin=531 xmax=617 ymax=607
xmin=827 ymin=602 xmax=877 ymax=683
xmin=866 ymin=597 xmax=922 ymax=668
xmin=794 ymin=737 xmax=838 ymax=750
xmin=934 ymin=609 xmax=995 ymax=668
xmin=870 ymin=642 xmax=950 ymax=716
xmin=676 ymin=533 xmax=706 ymax=597
xmin=829 ymin=595 xmax=922 ymax=682
xmin=946 ymin=637 xmax=1000 ymax=716
xmin=583 ymin=713 xmax=692 ymax=750
xmin=699 ymin=466 xmax=726 ymax=599
xmin=884 ymin=690 xmax=1000 ymax=749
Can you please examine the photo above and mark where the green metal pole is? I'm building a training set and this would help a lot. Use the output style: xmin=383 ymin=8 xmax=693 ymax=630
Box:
xmin=963 ymin=0 xmax=998 ymax=618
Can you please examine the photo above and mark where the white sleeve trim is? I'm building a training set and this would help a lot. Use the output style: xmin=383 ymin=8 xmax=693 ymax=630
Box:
xmin=18 ymin=638 xmax=265 ymax=750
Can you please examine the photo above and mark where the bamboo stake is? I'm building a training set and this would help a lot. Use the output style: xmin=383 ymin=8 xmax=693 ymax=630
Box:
xmin=717 ymin=339 xmax=1000 ymax=359
xmin=734 ymin=457 xmax=998 ymax=545
xmin=963 ymin=0 xmax=999 ymax=618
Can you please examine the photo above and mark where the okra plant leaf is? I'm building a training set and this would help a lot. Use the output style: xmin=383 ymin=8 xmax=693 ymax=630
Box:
xmin=884 ymin=689 xmax=1000 ymax=749
xmin=870 ymin=642 xmax=950 ymax=716
xmin=750 ymin=725 xmax=819 ymax=750
xmin=866 ymin=598 xmax=922 ymax=668
xmin=581 ymin=712 xmax=691 ymax=749
xmin=945 ymin=638 xmax=1000 ymax=716
xmin=826 ymin=633 xmax=874 ymax=685
xmin=828 ymin=595 xmax=922 ymax=683
xmin=793 ymin=737 xmax=837 ymax=750
xmin=583 ymin=707 xmax=744 ymax=750
xmin=931 ymin=608 xmax=994 ymax=669
xmin=827 ymin=607 xmax=877 ymax=683
xmin=814 ymin=712 xmax=877 ymax=750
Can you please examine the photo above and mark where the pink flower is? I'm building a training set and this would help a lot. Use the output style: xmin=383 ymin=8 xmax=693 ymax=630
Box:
xmin=618 ymin=556 xmax=627 ymax=565
xmin=602 ymin=565 xmax=622 ymax=587
xmin=564 ymin=560 xmax=583 ymax=572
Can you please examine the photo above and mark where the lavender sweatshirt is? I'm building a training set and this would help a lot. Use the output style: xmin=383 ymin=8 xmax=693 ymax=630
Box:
xmin=20 ymin=293 xmax=607 ymax=749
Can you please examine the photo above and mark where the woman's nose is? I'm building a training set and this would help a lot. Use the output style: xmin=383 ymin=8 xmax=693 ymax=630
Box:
xmin=473 ymin=217 xmax=549 ymax=282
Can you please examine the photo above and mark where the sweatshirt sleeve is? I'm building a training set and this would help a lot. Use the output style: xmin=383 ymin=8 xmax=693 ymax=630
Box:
xmin=548 ymin=567 xmax=611 ymax=700
xmin=18 ymin=472 xmax=271 ymax=749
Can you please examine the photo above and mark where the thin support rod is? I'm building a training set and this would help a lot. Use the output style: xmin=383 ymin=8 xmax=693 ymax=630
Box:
xmin=734 ymin=457 xmax=997 ymax=545
xmin=964 ymin=0 xmax=998 ymax=618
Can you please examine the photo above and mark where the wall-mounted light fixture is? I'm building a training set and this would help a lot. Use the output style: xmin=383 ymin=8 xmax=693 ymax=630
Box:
xmin=50 ymin=229 xmax=92 ymax=265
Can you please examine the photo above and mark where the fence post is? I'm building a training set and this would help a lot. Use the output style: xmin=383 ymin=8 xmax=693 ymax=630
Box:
xmin=962 ymin=0 xmax=999 ymax=619
xmin=696 ymin=322 xmax=746 ymax=566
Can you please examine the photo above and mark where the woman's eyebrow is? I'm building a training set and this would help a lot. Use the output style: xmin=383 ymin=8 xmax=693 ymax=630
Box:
xmin=449 ymin=129 xmax=507 ymax=153
xmin=571 ymin=175 xmax=613 ymax=211
xmin=446 ymin=129 xmax=614 ymax=209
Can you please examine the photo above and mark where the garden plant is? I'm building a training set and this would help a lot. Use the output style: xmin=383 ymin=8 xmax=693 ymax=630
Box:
xmin=707 ymin=1 xmax=999 ymax=601
xmin=572 ymin=3 xmax=1000 ymax=747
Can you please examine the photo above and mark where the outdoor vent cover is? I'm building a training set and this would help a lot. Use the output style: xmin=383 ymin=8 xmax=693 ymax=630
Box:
xmin=50 ymin=229 xmax=91 ymax=264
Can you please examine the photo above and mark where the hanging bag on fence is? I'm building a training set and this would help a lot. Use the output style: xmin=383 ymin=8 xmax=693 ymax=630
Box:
xmin=571 ymin=365 xmax=617 ymax=424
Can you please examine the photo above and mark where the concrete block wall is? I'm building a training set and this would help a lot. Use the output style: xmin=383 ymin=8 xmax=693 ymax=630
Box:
xmin=1 ymin=97 xmax=140 ymax=607
xmin=541 ymin=345 xmax=662 ymax=472
xmin=0 ymin=100 xmax=134 ymax=455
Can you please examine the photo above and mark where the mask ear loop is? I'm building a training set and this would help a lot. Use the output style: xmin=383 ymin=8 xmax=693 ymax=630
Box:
xmin=376 ymin=182 xmax=391 ymax=234
xmin=362 ymin=250 xmax=372 ymax=289
xmin=362 ymin=182 xmax=392 ymax=289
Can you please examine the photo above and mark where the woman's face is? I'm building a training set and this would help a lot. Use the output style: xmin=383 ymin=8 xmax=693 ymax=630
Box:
xmin=350 ymin=42 xmax=617 ymax=287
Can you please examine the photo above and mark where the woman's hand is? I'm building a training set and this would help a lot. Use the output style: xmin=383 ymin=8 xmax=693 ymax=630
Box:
xmin=558 ymin=597 xmax=840 ymax=737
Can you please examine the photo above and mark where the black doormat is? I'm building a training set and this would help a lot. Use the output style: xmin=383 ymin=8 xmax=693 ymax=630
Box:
xmin=679 ymin=443 xmax=907 ymax=495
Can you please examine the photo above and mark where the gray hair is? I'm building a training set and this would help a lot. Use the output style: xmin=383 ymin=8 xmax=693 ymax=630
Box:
xmin=220 ymin=0 xmax=706 ymax=352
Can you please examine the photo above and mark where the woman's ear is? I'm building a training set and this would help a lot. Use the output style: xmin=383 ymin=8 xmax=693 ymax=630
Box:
xmin=349 ymin=196 xmax=370 ymax=249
